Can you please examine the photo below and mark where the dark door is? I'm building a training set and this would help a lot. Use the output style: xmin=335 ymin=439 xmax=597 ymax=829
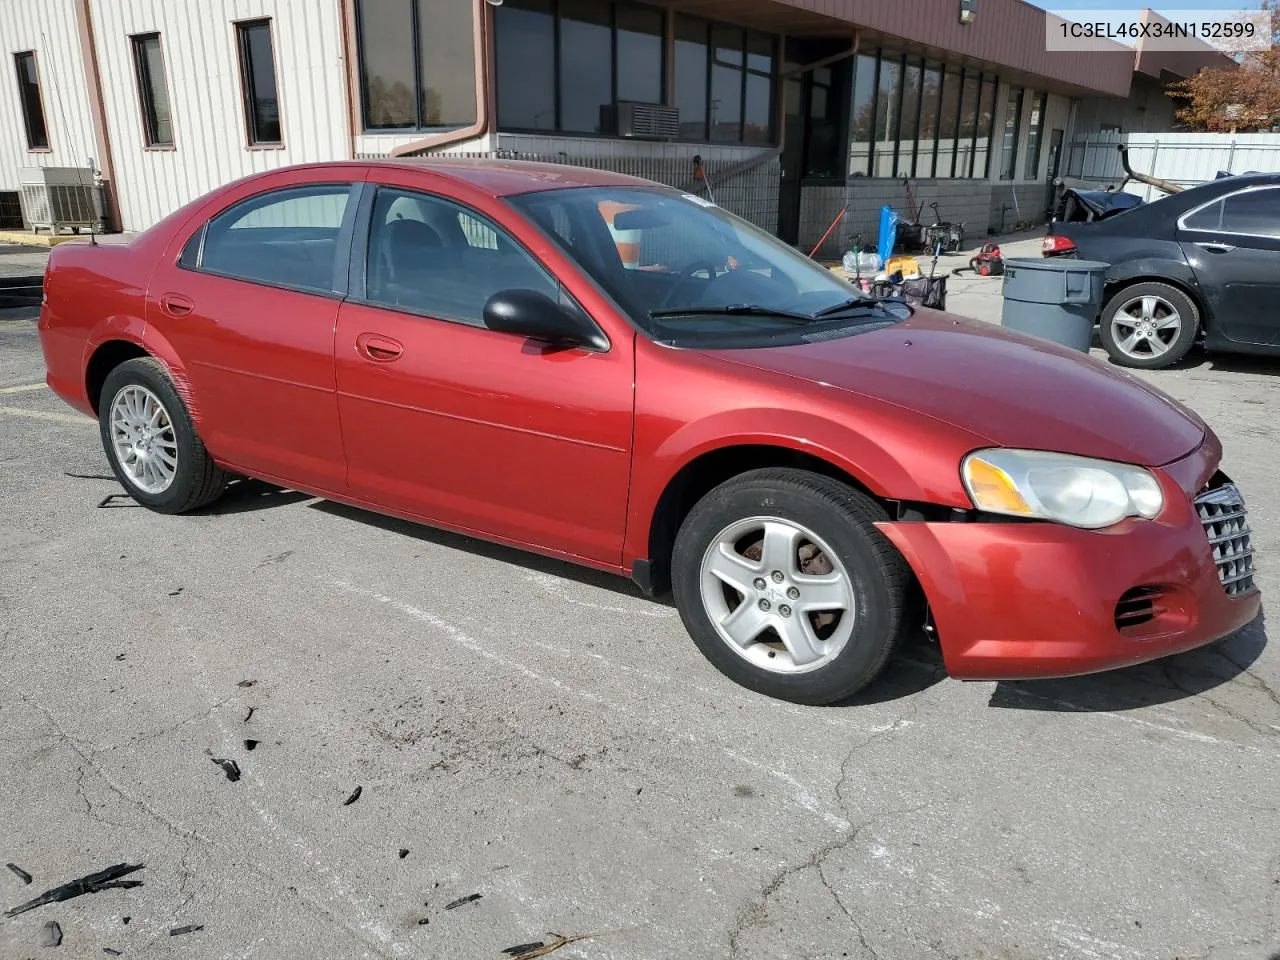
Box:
xmin=1177 ymin=185 xmax=1280 ymax=348
xmin=1043 ymin=128 xmax=1064 ymax=215
xmin=777 ymin=72 xmax=805 ymax=246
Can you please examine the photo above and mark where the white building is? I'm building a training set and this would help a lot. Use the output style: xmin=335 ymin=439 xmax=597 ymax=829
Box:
xmin=0 ymin=0 xmax=1229 ymax=247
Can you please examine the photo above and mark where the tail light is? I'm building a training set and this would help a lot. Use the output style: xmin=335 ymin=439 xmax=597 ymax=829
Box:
xmin=1042 ymin=235 xmax=1076 ymax=256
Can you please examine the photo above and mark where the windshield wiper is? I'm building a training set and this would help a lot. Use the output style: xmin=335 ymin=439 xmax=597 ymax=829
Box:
xmin=811 ymin=296 xmax=906 ymax=319
xmin=648 ymin=304 xmax=815 ymax=324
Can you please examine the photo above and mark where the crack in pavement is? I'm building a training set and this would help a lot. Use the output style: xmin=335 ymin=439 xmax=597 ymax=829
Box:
xmin=1161 ymin=661 xmax=1278 ymax=740
xmin=726 ymin=701 xmax=926 ymax=960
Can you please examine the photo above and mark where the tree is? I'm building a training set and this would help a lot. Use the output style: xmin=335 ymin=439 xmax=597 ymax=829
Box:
xmin=1168 ymin=0 xmax=1280 ymax=132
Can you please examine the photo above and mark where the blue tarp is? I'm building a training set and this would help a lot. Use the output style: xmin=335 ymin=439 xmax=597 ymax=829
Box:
xmin=877 ymin=205 xmax=898 ymax=264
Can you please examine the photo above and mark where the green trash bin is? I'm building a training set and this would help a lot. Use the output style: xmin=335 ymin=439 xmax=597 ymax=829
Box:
xmin=1000 ymin=257 xmax=1108 ymax=353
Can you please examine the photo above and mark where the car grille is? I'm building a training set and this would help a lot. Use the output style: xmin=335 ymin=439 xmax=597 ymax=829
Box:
xmin=1195 ymin=481 xmax=1255 ymax=597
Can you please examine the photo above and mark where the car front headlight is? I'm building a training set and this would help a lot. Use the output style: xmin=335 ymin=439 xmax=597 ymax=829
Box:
xmin=961 ymin=449 xmax=1164 ymax=529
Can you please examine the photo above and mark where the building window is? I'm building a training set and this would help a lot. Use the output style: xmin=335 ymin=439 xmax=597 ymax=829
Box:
xmin=1023 ymin=91 xmax=1046 ymax=179
xmin=999 ymin=86 xmax=1025 ymax=180
xmin=849 ymin=53 xmax=877 ymax=176
xmin=916 ymin=64 xmax=942 ymax=178
xmin=355 ymin=0 xmax=477 ymax=131
xmin=956 ymin=71 xmax=980 ymax=177
xmin=872 ymin=53 xmax=901 ymax=177
xmin=13 ymin=52 xmax=49 ymax=150
xmin=935 ymin=68 xmax=962 ymax=177
xmin=974 ymin=76 xmax=997 ymax=178
xmin=496 ymin=0 xmax=675 ymax=137
xmin=802 ymin=63 xmax=848 ymax=179
xmin=236 ymin=20 xmax=282 ymax=145
xmin=675 ymin=14 xmax=775 ymax=144
xmin=674 ymin=15 xmax=708 ymax=140
xmin=898 ymin=58 xmax=923 ymax=177
xmin=130 ymin=34 xmax=173 ymax=147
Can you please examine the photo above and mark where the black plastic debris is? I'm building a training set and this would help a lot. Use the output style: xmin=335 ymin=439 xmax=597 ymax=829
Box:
xmin=97 ymin=494 xmax=134 ymax=508
xmin=211 ymin=758 xmax=241 ymax=783
xmin=243 ymin=707 xmax=255 ymax=723
xmin=4 ymin=863 xmax=144 ymax=918
xmin=342 ymin=786 xmax=362 ymax=806
xmin=64 ymin=472 xmax=117 ymax=481
xmin=104 ymin=949 xmax=122 ymax=956
xmin=168 ymin=588 xmax=183 ymax=597
xmin=398 ymin=849 xmax=409 ymax=860
xmin=121 ymin=917 xmax=130 ymax=925
xmin=169 ymin=924 xmax=203 ymax=937
xmin=39 ymin=919 xmax=62 ymax=947
xmin=503 ymin=942 xmax=546 ymax=956
xmin=237 ymin=680 xmax=256 ymax=688
xmin=444 ymin=894 xmax=481 ymax=910
xmin=114 ymin=654 xmax=125 ymax=661
xmin=417 ymin=918 xmax=429 ymax=925
xmin=6 ymin=863 xmax=32 ymax=884
xmin=243 ymin=740 xmax=259 ymax=751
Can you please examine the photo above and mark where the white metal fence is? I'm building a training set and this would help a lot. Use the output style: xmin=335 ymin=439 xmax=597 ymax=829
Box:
xmin=1064 ymin=132 xmax=1280 ymax=200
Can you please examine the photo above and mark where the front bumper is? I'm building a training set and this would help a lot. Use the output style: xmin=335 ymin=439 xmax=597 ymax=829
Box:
xmin=879 ymin=443 xmax=1261 ymax=681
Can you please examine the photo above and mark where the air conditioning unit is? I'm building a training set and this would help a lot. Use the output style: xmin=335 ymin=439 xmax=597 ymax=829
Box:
xmin=605 ymin=102 xmax=680 ymax=140
xmin=18 ymin=167 xmax=100 ymax=235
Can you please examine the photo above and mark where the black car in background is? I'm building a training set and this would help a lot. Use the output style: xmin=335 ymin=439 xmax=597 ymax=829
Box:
xmin=1043 ymin=173 xmax=1280 ymax=369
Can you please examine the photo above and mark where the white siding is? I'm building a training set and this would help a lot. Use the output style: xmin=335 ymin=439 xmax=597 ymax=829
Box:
xmin=88 ymin=0 xmax=351 ymax=231
xmin=0 ymin=0 xmax=98 ymax=190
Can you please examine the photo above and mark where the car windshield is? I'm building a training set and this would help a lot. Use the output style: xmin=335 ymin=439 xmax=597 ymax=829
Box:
xmin=507 ymin=186 xmax=903 ymax=344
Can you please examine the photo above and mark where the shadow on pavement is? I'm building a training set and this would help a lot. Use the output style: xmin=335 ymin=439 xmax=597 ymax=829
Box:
xmin=195 ymin=478 xmax=315 ymax=515
xmin=310 ymin=498 xmax=659 ymax=603
xmin=988 ymin=609 xmax=1268 ymax=713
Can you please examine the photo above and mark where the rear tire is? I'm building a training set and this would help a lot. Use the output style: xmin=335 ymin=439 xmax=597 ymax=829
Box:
xmin=1099 ymin=282 xmax=1199 ymax=369
xmin=98 ymin=357 xmax=229 ymax=514
xmin=671 ymin=468 xmax=908 ymax=705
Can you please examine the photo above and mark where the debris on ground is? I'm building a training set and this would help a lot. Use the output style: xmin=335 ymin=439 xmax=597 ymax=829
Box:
xmin=236 ymin=680 xmax=256 ymax=688
xmin=502 ymin=933 xmax=601 ymax=959
xmin=417 ymin=917 xmax=429 ymax=925
xmin=211 ymin=758 xmax=241 ymax=783
xmin=63 ymin=472 xmax=117 ymax=481
xmin=168 ymin=587 xmax=183 ymax=596
xmin=4 ymin=863 xmax=145 ymax=918
xmin=39 ymin=920 xmax=62 ymax=947
xmin=6 ymin=863 xmax=32 ymax=884
xmin=398 ymin=849 xmax=409 ymax=859
xmin=104 ymin=949 xmax=122 ymax=956
xmin=243 ymin=740 xmax=259 ymax=751
xmin=121 ymin=917 xmax=130 ymax=925
xmin=169 ymin=924 xmax=204 ymax=937
xmin=97 ymin=494 xmax=134 ymax=508
xmin=444 ymin=894 xmax=482 ymax=910
xmin=342 ymin=786 xmax=362 ymax=806
xmin=243 ymin=707 xmax=255 ymax=723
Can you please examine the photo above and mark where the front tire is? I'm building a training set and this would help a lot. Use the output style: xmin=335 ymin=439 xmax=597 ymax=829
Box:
xmin=98 ymin=357 xmax=229 ymax=514
xmin=1099 ymin=282 xmax=1199 ymax=369
xmin=671 ymin=468 xmax=908 ymax=705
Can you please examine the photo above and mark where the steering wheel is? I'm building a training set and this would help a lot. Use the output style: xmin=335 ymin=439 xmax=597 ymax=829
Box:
xmin=659 ymin=260 xmax=724 ymax=309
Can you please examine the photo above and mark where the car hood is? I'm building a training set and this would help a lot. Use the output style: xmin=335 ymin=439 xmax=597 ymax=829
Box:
xmin=708 ymin=312 xmax=1205 ymax=468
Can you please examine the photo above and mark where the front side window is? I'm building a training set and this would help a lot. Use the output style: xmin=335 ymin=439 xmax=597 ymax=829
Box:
xmin=13 ymin=52 xmax=49 ymax=150
xmin=131 ymin=34 xmax=174 ymax=147
xmin=510 ymin=187 xmax=903 ymax=347
xmin=236 ymin=19 xmax=282 ymax=145
xmin=363 ymin=187 xmax=559 ymax=325
xmin=194 ymin=184 xmax=353 ymax=292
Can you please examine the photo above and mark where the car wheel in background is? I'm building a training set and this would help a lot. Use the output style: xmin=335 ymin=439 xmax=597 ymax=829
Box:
xmin=671 ymin=468 xmax=909 ymax=705
xmin=98 ymin=357 xmax=229 ymax=514
xmin=1099 ymin=282 xmax=1199 ymax=369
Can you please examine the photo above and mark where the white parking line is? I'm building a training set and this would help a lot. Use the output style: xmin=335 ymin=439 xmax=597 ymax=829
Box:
xmin=0 ymin=383 xmax=47 ymax=395
xmin=0 ymin=405 xmax=92 ymax=426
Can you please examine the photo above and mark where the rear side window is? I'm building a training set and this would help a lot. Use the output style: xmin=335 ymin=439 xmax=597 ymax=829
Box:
xmin=363 ymin=186 xmax=559 ymax=325
xmin=191 ymin=184 xmax=353 ymax=293
xmin=1181 ymin=199 xmax=1223 ymax=232
xmin=1221 ymin=188 xmax=1280 ymax=238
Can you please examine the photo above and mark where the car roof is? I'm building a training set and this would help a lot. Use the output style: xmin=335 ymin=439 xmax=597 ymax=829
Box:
xmin=360 ymin=157 xmax=664 ymax=197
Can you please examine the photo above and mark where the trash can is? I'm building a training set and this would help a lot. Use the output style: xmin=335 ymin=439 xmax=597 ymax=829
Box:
xmin=1000 ymin=257 xmax=1108 ymax=353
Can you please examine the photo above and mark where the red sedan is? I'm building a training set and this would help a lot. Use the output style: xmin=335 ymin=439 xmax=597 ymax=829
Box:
xmin=38 ymin=160 xmax=1259 ymax=705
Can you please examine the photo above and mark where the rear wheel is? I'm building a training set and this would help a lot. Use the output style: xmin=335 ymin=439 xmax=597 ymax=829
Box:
xmin=99 ymin=358 xmax=229 ymax=513
xmin=1099 ymin=282 xmax=1199 ymax=369
xmin=671 ymin=468 xmax=908 ymax=705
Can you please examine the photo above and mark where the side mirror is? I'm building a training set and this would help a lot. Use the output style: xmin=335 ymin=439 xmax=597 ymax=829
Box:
xmin=482 ymin=289 xmax=608 ymax=350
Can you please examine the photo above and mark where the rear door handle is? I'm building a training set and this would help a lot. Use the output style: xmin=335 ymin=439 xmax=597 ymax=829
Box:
xmin=356 ymin=333 xmax=403 ymax=363
xmin=1195 ymin=242 xmax=1235 ymax=254
xmin=159 ymin=293 xmax=194 ymax=317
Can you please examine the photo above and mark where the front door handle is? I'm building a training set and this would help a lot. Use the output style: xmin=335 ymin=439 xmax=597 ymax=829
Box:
xmin=356 ymin=333 xmax=403 ymax=363
xmin=1195 ymin=242 xmax=1235 ymax=254
xmin=159 ymin=293 xmax=194 ymax=317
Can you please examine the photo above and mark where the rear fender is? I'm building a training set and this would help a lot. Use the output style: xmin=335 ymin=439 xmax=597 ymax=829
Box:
xmin=82 ymin=319 xmax=202 ymax=427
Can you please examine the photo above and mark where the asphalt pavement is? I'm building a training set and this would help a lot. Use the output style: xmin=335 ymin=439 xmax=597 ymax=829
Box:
xmin=1 ymin=281 xmax=1278 ymax=960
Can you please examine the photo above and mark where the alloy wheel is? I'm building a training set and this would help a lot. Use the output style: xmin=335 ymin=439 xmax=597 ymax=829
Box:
xmin=109 ymin=384 xmax=179 ymax=494
xmin=1111 ymin=294 xmax=1181 ymax=360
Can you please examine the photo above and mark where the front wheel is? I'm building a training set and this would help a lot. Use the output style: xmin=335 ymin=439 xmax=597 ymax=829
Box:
xmin=671 ymin=468 xmax=909 ymax=705
xmin=98 ymin=357 xmax=229 ymax=513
